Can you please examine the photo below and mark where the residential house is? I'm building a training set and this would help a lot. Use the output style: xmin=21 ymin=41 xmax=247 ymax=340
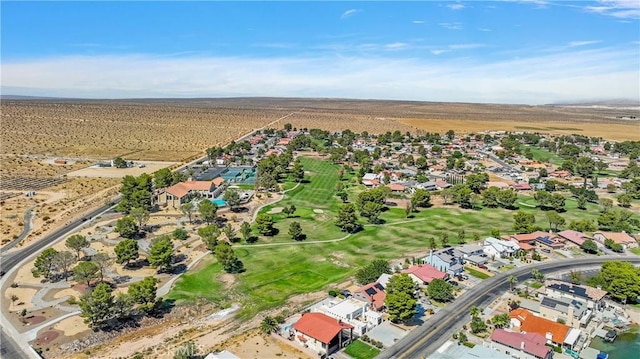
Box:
xmin=376 ymin=273 xmax=393 ymax=288
xmin=509 ymin=308 xmax=581 ymax=349
xmin=487 ymin=181 xmax=510 ymax=190
xmin=353 ymin=282 xmax=386 ymax=311
xmin=556 ymin=230 xmax=590 ymax=247
xmin=538 ymin=295 xmax=591 ymax=328
xmin=434 ymin=179 xmax=452 ymax=189
xmin=544 ymin=280 xmax=607 ymax=312
xmin=507 ymin=231 xmax=564 ymax=249
xmin=159 ymin=177 xmax=225 ymax=208
xmin=292 ymin=312 xmax=354 ymax=357
xmin=483 ymin=237 xmax=520 ymax=258
xmin=511 ymin=183 xmax=532 ymax=191
xmin=312 ymin=298 xmax=382 ymax=336
xmin=461 ymin=345 xmax=513 ymax=359
xmin=204 ymin=350 xmax=240 ymax=359
xmin=593 ymin=231 xmax=638 ymax=250
xmin=362 ymin=173 xmax=381 ymax=188
xmin=456 ymin=244 xmax=487 ymax=265
xmin=402 ymin=264 xmax=448 ymax=285
xmin=490 ymin=329 xmax=553 ymax=359
xmin=417 ymin=181 xmax=439 ymax=191
xmin=423 ymin=248 xmax=464 ymax=276
xmin=386 ymin=183 xmax=406 ymax=193
xmin=549 ymin=170 xmax=571 ymax=179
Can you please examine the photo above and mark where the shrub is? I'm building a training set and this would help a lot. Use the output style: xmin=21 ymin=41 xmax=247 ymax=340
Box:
xmin=328 ymin=289 xmax=338 ymax=297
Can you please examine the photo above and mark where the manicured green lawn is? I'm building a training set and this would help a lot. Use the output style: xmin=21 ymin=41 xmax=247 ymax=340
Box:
xmin=465 ymin=266 xmax=490 ymax=279
xmin=521 ymin=145 xmax=563 ymax=166
xmin=168 ymin=157 xmax=639 ymax=319
xmin=344 ymin=340 xmax=380 ymax=359
xmin=530 ymin=281 xmax=544 ymax=289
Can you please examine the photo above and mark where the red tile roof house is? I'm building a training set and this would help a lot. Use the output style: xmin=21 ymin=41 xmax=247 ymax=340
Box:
xmin=507 ymin=231 xmax=564 ymax=249
xmin=592 ymin=231 xmax=638 ymax=250
xmin=353 ymin=282 xmax=386 ymax=311
xmin=556 ymin=230 xmax=591 ymax=247
xmin=402 ymin=264 xmax=447 ymax=286
xmin=292 ymin=312 xmax=354 ymax=357
xmin=490 ymin=329 xmax=553 ymax=359
xmin=509 ymin=308 xmax=581 ymax=349
xmin=158 ymin=177 xmax=225 ymax=208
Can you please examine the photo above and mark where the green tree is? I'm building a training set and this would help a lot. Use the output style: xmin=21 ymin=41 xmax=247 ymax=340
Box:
xmin=337 ymin=191 xmax=348 ymax=203
xmin=128 ymin=276 xmax=158 ymax=310
xmin=180 ymin=202 xmax=195 ymax=224
xmin=568 ymin=270 xmax=583 ymax=284
xmin=114 ymin=216 xmax=138 ymax=239
xmin=112 ymin=292 xmax=134 ymax=320
xmin=492 ymin=313 xmax=510 ymax=328
xmin=223 ymin=189 xmax=242 ymax=210
xmin=497 ymin=189 xmax=518 ymax=209
xmin=282 ymin=204 xmax=297 ymax=218
xmin=260 ymin=316 xmax=279 ymax=334
xmin=440 ymin=233 xmax=450 ymax=247
xmin=292 ymin=160 xmax=305 ymax=182
xmin=360 ymin=201 xmax=384 ymax=224
xmin=215 ymin=243 xmax=244 ymax=273
xmin=457 ymin=229 xmax=466 ymax=244
xmin=466 ymin=173 xmax=489 ymax=194
xmin=600 ymin=198 xmax=614 ymax=211
xmin=255 ymin=213 xmax=276 ymax=236
xmin=220 ymin=223 xmax=234 ymax=242
xmin=79 ymin=282 xmax=115 ymax=329
xmin=172 ymin=227 xmax=188 ymax=240
xmin=129 ymin=207 xmax=150 ymax=231
xmin=73 ymin=261 xmax=100 ymax=287
xmin=427 ymin=279 xmax=454 ymax=302
xmin=617 ymin=194 xmax=632 ymax=208
xmin=490 ymin=228 xmax=501 ymax=238
xmin=92 ymin=252 xmax=111 ymax=283
xmin=386 ymin=274 xmax=418 ymax=323
xmin=469 ymin=306 xmax=481 ymax=319
xmin=66 ymin=234 xmax=89 ymax=260
xmin=32 ymin=248 xmax=59 ymax=280
xmin=471 ymin=317 xmax=487 ymax=334
xmin=569 ymin=219 xmax=597 ymax=232
xmin=508 ymin=275 xmax=518 ymax=291
xmin=53 ymin=251 xmax=76 ymax=281
xmin=198 ymin=224 xmax=220 ymax=252
xmin=153 ymin=168 xmax=174 ymax=188
xmin=482 ymin=187 xmax=500 ymax=208
xmin=513 ymin=211 xmax=536 ymax=234
xmin=239 ymin=221 xmax=252 ymax=242
xmin=114 ymin=239 xmax=139 ymax=267
xmin=335 ymin=203 xmax=359 ymax=233
xmin=546 ymin=211 xmax=565 ymax=232
xmin=113 ymin=157 xmax=127 ymax=168
xmin=411 ymin=189 xmax=431 ymax=208
xmin=575 ymin=156 xmax=596 ymax=187
xmin=581 ymin=239 xmax=599 ymax=254
xmin=148 ymin=236 xmax=174 ymax=272
xmin=531 ymin=268 xmax=544 ymax=282
xmin=589 ymin=261 xmax=640 ymax=302
xmin=288 ymin=221 xmax=304 ymax=241
xmin=355 ymin=259 xmax=391 ymax=285
xmin=198 ymin=200 xmax=218 ymax=225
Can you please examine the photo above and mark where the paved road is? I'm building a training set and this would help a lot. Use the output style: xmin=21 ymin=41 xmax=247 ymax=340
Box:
xmin=0 ymin=203 xmax=114 ymax=271
xmin=0 ymin=327 xmax=27 ymax=359
xmin=478 ymin=150 xmax=521 ymax=173
xmin=378 ymin=256 xmax=640 ymax=359
xmin=0 ymin=208 xmax=34 ymax=253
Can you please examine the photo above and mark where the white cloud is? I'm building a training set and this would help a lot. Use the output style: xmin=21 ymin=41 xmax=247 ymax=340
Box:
xmin=439 ymin=22 xmax=463 ymax=30
xmin=2 ymin=47 xmax=638 ymax=105
xmin=568 ymin=40 xmax=602 ymax=47
xmin=412 ymin=20 xmax=425 ymax=24
xmin=479 ymin=28 xmax=492 ymax=32
xmin=341 ymin=9 xmax=361 ymax=19
xmin=384 ymin=42 xmax=408 ymax=50
xmin=585 ymin=0 xmax=640 ymax=18
xmin=447 ymin=3 xmax=466 ymax=10
xmin=430 ymin=49 xmax=451 ymax=55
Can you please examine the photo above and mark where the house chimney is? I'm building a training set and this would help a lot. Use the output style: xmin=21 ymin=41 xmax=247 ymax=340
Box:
xmin=520 ymin=341 xmax=525 ymax=350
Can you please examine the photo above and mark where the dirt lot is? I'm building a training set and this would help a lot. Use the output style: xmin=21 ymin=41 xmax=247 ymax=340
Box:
xmin=66 ymin=161 xmax=176 ymax=178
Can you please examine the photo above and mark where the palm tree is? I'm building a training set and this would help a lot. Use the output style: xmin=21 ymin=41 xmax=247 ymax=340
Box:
xmin=531 ymin=268 xmax=544 ymax=282
xmin=508 ymin=275 xmax=518 ymax=291
xmin=260 ymin=316 xmax=278 ymax=334
xmin=568 ymin=270 xmax=583 ymax=285
xmin=469 ymin=306 xmax=481 ymax=319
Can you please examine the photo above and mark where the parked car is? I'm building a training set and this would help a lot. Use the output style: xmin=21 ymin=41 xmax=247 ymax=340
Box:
xmin=478 ymin=264 xmax=488 ymax=270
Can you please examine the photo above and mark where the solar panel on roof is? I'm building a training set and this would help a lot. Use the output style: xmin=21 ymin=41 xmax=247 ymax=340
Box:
xmin=365 ymin=288 xmax=377 ymax=296
xmin=536 ymin=236 xmax=555 ymax=246
xmin=374 ymin=283 xmax=384 ymax=291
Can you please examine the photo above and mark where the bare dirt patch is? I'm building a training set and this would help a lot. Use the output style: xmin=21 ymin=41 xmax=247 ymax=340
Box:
xmin=211 ymin=329 xmax=313 ymax=359
xmin=53 ymin=315 xmax=89 ymax=337
xmin=66 ymin=161 xmax=176 ymax=178
xmin=33 ymin=329 xmax=61 ymax=346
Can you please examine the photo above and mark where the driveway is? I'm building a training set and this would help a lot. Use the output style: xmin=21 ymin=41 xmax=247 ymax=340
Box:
xmin=366 ymin=321 xmax=408 ymax=348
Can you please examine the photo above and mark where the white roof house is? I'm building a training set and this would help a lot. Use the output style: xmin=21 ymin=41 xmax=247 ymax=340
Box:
xmin=205 ymin=351 xmax=240 ymax=359
xmin=326 ymin=298 xmax=369 ymax=322
xmin=483 ymin=237 xmax=520 ymax=257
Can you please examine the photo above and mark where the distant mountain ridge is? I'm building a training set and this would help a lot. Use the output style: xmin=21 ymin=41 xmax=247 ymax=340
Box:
xmin=549 ymin=99 xmax=640 ymax=106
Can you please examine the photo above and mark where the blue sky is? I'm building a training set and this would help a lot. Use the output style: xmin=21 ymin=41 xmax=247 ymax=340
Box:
xmin=2 ymin=1 xmax=639 ymax=104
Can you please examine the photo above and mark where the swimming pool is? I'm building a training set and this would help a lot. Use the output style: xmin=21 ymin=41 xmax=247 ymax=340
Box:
xmin=211 ymin=199 xmax=227 ymax=207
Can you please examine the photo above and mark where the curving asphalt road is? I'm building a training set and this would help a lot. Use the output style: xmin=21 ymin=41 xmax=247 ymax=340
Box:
xmin=1 ymin=207 xmax=34 ymax=254
xmin=379 ymin=256 xmax=640 ymax=359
